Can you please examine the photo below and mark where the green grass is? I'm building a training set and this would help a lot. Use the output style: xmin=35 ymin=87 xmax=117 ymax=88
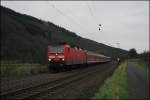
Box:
xmin=93 ymin=62 xmax=130 ymax=100
xmin=129 ymin=59 xmax=149 ymax=76
xmin=137 ymin=61 xmax=149 ymax=76
xmin=0 ymin=61 xmax=48 ymax=79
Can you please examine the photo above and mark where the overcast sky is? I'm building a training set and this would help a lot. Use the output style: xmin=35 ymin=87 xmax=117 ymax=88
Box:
xmin=1 ymin=1 xmax=149 ymax=53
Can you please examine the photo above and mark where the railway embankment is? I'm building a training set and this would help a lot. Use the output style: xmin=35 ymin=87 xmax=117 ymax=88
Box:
xmin=0 ymin=61 xmax=49 ymax=80
xmin=93 ymin=61 xmax=129 ymax=99
xmin=1 ymin=62 xmax=117 ymax=99
xmin=93 ymin=59 xmax=149 ymax=99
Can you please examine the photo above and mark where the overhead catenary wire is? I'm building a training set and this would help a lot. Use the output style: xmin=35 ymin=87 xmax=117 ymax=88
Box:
xmin=86 ymin=1 xmax=102 ymax=31
xmin=47 ymin=1 xmax=93 ymax=35
xmin=86 ymin=1 xmax=97 ymax=25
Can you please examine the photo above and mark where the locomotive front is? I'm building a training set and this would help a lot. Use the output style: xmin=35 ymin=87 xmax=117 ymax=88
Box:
xmin=48 ymin=45 xmax=65 ymax=69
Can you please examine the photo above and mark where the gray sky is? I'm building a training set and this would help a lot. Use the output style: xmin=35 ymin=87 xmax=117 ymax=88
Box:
xmin=1 ymin=1 xmax=149 ymax=53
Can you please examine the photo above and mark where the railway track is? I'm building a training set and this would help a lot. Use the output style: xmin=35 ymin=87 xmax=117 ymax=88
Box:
xmin=1 ymin=62 xmax=115 ymax=99
xmin=36 ymin=62 xmax=116 ymax=99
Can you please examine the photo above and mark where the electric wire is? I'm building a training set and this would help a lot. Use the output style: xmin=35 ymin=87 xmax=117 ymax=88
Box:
xmin=47 ymin=1 xmax=93 ymax=35
xmin=86 ymin=1 xmax=101 ymax=31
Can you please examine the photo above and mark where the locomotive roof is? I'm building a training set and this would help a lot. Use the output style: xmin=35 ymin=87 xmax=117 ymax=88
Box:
xmin=48 ymin=44 xmax=110 ymax=58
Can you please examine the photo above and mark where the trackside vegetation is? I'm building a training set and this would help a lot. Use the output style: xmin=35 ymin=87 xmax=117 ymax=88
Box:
xmin=137 ymin=60 xmax=149 ymax=76
xmin=93 ymin=62 xmax=130 ymax=99
xmin=0 ymin=61 xmax=48 ymax=79
xmin=129 ymin=59 xmax=149 ymax=76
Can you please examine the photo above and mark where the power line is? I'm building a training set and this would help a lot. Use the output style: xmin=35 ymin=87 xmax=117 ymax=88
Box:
xmin=86 ymin=1 xmax=97 ymax=25
xmin=47 ymin=1 xmax=93 ymax=35
xmin=86 ymin=1 xmax=101 ymax=31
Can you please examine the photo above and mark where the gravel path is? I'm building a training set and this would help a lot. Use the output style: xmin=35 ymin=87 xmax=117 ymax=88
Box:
xmin=127 ymin=62 xmax=149 ymax=99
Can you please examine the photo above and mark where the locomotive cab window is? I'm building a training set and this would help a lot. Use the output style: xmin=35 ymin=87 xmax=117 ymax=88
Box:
xmin=48 ymin=45 xmax=64 ymax=53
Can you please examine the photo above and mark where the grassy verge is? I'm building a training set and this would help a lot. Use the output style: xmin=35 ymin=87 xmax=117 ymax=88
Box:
xmin=129 ymin=59 xmax=149 ymax=76
xmin=93 ymin=61 xmax=130 ymax=100
xmin=0 ymin=61 xmax=48 ymax=80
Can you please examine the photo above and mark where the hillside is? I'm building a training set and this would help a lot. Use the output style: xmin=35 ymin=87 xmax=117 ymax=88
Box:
xmin=1 ymin=6 xmax=128 ymax=64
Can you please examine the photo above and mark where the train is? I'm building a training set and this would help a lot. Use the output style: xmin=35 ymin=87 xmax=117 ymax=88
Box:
xmin=48 ymin=44 xmax=111 ymax=72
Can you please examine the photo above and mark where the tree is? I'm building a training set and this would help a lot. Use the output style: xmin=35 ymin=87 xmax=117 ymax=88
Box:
xmin=128 ymin=48 xmax=137 ymax=58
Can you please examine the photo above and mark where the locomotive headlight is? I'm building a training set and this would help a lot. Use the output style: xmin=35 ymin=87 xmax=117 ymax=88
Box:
xmin=48 ymin=58 xmax=51 ymax=61
xmin=62 ymin=58 xmax=64 ymax=61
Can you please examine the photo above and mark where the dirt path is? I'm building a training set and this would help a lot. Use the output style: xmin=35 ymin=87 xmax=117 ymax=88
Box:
xmin=127 ymin=62 xmax=149 ymax=99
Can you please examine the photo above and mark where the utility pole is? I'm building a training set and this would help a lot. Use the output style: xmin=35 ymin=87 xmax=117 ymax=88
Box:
xmin=116 ymin=43 xmax=120 ymax=62
xmin=116 ymin=43 xmax=120 ymax=48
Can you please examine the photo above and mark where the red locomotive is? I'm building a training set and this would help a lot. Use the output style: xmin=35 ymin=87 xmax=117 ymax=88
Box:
xmin=48 ymin=44 xmax=111 ymax=72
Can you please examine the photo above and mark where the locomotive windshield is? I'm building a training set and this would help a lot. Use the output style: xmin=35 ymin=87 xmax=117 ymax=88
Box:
xmin=48 ymin=45 xmax=64 ymax=53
